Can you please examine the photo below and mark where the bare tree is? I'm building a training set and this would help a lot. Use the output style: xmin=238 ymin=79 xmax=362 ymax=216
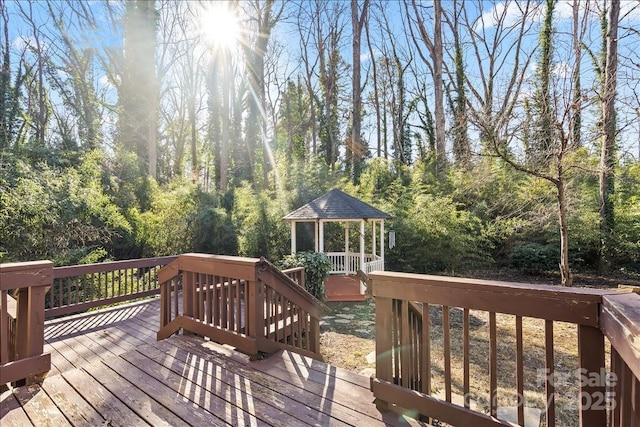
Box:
xmin=598 ymin=0 xmax=620 ymax=273
xmin=242 ymin=0 xmax=285 ymax=188
xmin=406 ymin=0 xmax=446 ymax=176
xmin=349 ymin=0 xmax=369 ymax=183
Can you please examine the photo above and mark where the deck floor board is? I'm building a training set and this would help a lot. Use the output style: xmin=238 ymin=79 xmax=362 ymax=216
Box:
xmin=1 ymin=297 xmax=428 ymax=427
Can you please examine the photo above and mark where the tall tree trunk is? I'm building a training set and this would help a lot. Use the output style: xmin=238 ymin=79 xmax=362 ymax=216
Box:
xmin=598 ymin=0 xmax=620 ymax=274
xmin=556 ymin=173 xmax=573 ymax=286
xmin=350 ymin=0 xmax=368 ymax=183
xmin=364 ymin=10 xmax=381 ymax=158
xmin=220 ymin=51 xmax=230 ymax=192
xmin=432 ymin=0 xmax=445 ymax=177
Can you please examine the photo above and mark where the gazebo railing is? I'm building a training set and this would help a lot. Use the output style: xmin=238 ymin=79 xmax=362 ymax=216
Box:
xmin=326 ymin=252 xmax=382 ymax=275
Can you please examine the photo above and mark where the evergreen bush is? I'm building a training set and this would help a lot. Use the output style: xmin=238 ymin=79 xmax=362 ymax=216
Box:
xmin=279 ymin=251 xmax=331 ymax=301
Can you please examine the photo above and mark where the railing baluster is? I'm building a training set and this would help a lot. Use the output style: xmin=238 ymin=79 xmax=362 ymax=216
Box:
xmin=545 ymin=320 xmax=555 ymax=427
xmin=622 ymin=363 xmax=633 ymax=425
xmin=421 ymin=303 xmax=430 ymax=396
xmin=610 ymin=348 xmax=621 ymax=427
xmin=393 ymin=300 xmax=400 ymax=383
xmin=443 ymin=305 xmax=452 ymax=403
xmin=1 ymin=291 xmax=8 ymax=364
xmin=463 ymin=308 xmax=470 ymax=409
xmin=489 ymin=311 xmax=497 ymax=417
xmin=516 ymin=315 xmax=524 ymax=425
xmin=400 ymin=300 xmax=410 ymax=388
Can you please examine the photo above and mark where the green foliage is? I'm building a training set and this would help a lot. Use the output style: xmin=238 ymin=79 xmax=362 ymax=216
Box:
xmin=509 ymin=243 xmax=559 ymax=272
xmin=126 ymin=179 xmax=197 ymax=258
xmin=0 ymin=154 xmax=129 ymax=265
xmin=279 ymin=251 xmax=331 ymax=301
xmin=387 ymin=192 xmax=491 ymax=274
xmin=231 ymin=183 xmax=290 ymax=260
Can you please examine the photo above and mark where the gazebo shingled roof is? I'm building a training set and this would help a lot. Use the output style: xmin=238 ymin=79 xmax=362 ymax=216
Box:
xmin=282 ymin=189 xmax=392 ymax=221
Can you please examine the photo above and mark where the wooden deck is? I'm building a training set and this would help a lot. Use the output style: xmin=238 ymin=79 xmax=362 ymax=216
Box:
xmin=1 ymin=297 xmax=426 ymax=426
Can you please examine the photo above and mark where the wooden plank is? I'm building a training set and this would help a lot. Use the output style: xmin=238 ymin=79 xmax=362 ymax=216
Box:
xmin=0 ymin=354 xmax=51 ymax=385
xmin=95 ymin=356 xmax=226 ymax=427
xmin=247 ymin=345 xmax=411 ymax=425
xmin=130 ymin=339 xmax=350 ymax=427
xmin=118 ymin=344 xmax=260 ymax=426
xmin=61 ymin=367 xmax=148 ymax=426
xmin=13 ymin=383 xmax=72 ymax=427
xmin=41 ymin=373 xmax=106 ymax=426
xmin=371 ymin=377 xmax=512 ymax=427
xmin=83 ymin=360 xmax=186 ymax=427
xmin=1 ymin=389 xmax=33 ymax=426
xmin=161 ymin=336 xmax=425 ymax=427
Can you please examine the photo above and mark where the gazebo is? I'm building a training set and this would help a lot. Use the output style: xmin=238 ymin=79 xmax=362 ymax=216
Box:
xmin=283 ymin=189 xmax=392 ymax=299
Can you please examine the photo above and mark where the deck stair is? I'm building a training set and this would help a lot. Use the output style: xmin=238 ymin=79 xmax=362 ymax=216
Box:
xmin=156 ymin=253 xmax=326 ymax=360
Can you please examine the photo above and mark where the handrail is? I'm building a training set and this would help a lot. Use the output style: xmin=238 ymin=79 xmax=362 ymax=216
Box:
xmin=157 ymin=253 xmax=325 ymax=360
xmin=48 ymin=256 xmax=177 ymax=318
xmin=281 ymin=266 xmax=305 ymax=289
xmin=369 ymin=270 xmax=634 ymax=427
xmin=1 ymin=261 xmax=53 ymax=386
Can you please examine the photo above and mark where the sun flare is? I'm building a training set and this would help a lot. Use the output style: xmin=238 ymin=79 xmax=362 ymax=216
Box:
xmin=199 ymin=3 xmax=240 ymax=50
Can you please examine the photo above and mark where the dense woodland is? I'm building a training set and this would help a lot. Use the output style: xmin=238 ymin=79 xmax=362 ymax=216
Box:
xmin=1 ymin=0 xmax=639 ymax=286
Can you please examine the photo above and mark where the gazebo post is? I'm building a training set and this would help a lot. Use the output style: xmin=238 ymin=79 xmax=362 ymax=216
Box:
xmin=372 ymin=221 xmax=377 ymax=257
xmin=315 ymin=221 xmax=320 ymax=252
xmin=318 ymin=220 xmax=324 ymax=253
xmin=291 ymin=222 xmax=296 ymax=254
xmin=360 ymin=220 xmax=365 ymax=293
xmin=380 ymin=220 xmax=385 ymax=270
xmin=344 ymin=223 xmax=349 ymax=274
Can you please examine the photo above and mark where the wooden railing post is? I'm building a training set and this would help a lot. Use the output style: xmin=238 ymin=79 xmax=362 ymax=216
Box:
xmin=1 ymin=261 xmax=52 ymax=386
xmin=577 ymin=324 xmax=607 ymax=427
xmin=374 ymin=296 xmax=394 ymax=411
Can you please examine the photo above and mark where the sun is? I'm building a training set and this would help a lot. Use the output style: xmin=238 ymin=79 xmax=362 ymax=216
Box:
xmin=199 ymin=3 xmax=240 ymax=50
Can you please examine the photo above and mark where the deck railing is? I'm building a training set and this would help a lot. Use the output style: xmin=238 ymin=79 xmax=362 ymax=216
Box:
xmin=369 ymin=271 xmax=639 ymax=427
xmin=281 ymin=266 xmax=305 ymax=289
xmin=1 ymin=261 xmax=52 ymax=386
xmin=157 ymin=253 xmax=324 ymax=360
xmin=47 ymin=256 xmax=177 ymax=318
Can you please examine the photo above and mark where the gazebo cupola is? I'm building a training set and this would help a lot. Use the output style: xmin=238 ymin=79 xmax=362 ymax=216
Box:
xmin=282 ymin=189 xmax=393 ymax=295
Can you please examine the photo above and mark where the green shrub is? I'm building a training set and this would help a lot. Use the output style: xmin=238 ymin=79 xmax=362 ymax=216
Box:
xmin=509 ymin=243 xmax=559 ymax=272
xmin=279 ymin=251 xmax=331 ymax=301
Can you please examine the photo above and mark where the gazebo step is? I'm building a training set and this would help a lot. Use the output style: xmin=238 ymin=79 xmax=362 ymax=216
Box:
xmin=324 ymin=275 xmax=365 ymax=302
xmin=326 ymin=293 xmax=366 ymax=302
